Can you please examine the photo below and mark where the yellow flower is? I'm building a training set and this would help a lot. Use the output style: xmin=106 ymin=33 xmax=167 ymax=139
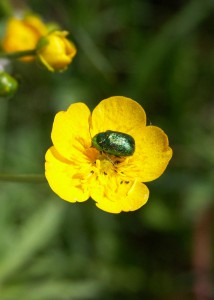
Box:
xmin=45 ymin=96 xmax=172 ymax=214
xmin=2 ymin=15 xmax=47 ymax=62
xmin=37 ymin=31 xmax=76 ymax=72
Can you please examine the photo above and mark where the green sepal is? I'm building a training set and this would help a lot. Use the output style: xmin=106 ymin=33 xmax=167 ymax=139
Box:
xmin=36 ymin=37 xmax=49 ymax=51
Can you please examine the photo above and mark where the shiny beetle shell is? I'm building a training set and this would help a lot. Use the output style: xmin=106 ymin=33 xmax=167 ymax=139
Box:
xmin=92 ymin=130 xmax=135 ymax=157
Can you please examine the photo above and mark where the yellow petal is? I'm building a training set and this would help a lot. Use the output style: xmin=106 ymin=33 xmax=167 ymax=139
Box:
xmin=37 ymin=31 xmax=76 ymax=71
xmin=91 ymin=177 xmax=149 ymax=213
xmin=24 ymin=15 xmax=47 ymax=36
xmin=45 ymin=147 xmax=90 ymax=202
xmin=90 ymin=96 xmax=146 ymax=139
xmin=122 ymin=126 xmax=172 ymax=182
xmin=51 ymin=102 xmax=91 ymax=161
xmin=3 ymin=19 xmax=36 ymax=54
xmin=2 ymin=16 xmax=47 ymax=62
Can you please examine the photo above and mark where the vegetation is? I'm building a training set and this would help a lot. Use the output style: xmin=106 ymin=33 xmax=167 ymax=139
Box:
xmin=0 ymin=0 xmax=213 ymax=299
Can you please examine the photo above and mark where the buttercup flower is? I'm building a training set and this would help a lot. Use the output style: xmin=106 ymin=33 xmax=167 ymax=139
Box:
xmin=2 ymin=15 xmax=47 ymax=61
xmin=45 ymin=96 xmax=172 ymax=214
xmin=37 ymin=31 xmax=76 ymax=72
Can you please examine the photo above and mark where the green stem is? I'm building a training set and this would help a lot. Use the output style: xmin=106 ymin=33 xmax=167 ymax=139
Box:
xmin=0 ymin=49 xmax=37 ymax=60
xmin=0 ymin=173 xmax=46 ymax=183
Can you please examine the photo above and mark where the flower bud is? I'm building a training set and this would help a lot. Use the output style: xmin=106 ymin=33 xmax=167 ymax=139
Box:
xmin=37 ymin=31 xmax=77 ymax=72
xmin=2 ymin=15 xmax=48 ymax=62
xmin=0 ymin=72 xmax=18 ymax=97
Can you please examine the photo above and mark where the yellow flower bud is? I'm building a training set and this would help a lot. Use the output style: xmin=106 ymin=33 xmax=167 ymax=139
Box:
xmin=37 ymin=31 xmax=77 ymax=72
xmin=2 ymin=15 xmax=48 ymax=62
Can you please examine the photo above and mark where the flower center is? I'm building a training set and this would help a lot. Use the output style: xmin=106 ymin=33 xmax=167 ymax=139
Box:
xmin=85 ymin=147 xmax=129 ymax=182
xmin=94 ymin=152 xmax=126 ymax=176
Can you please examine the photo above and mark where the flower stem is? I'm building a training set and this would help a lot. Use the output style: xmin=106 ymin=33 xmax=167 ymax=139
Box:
xmin=0 ymin=49 xmax=37 ymax=60
xmin=0 ymin=173 xmax=46 ymax=183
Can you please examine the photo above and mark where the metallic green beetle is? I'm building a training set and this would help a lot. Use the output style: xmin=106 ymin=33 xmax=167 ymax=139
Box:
xmin=92 ymin=130 xmax=135 ymax=157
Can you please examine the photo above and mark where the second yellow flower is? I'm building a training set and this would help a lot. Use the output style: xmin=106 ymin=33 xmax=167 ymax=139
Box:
xmin=37 ymin=31 xmax=77 ymax=72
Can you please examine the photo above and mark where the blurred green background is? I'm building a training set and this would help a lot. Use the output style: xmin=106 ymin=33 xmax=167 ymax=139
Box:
xmin=0 ymin=0 xmax=214 ymax=299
